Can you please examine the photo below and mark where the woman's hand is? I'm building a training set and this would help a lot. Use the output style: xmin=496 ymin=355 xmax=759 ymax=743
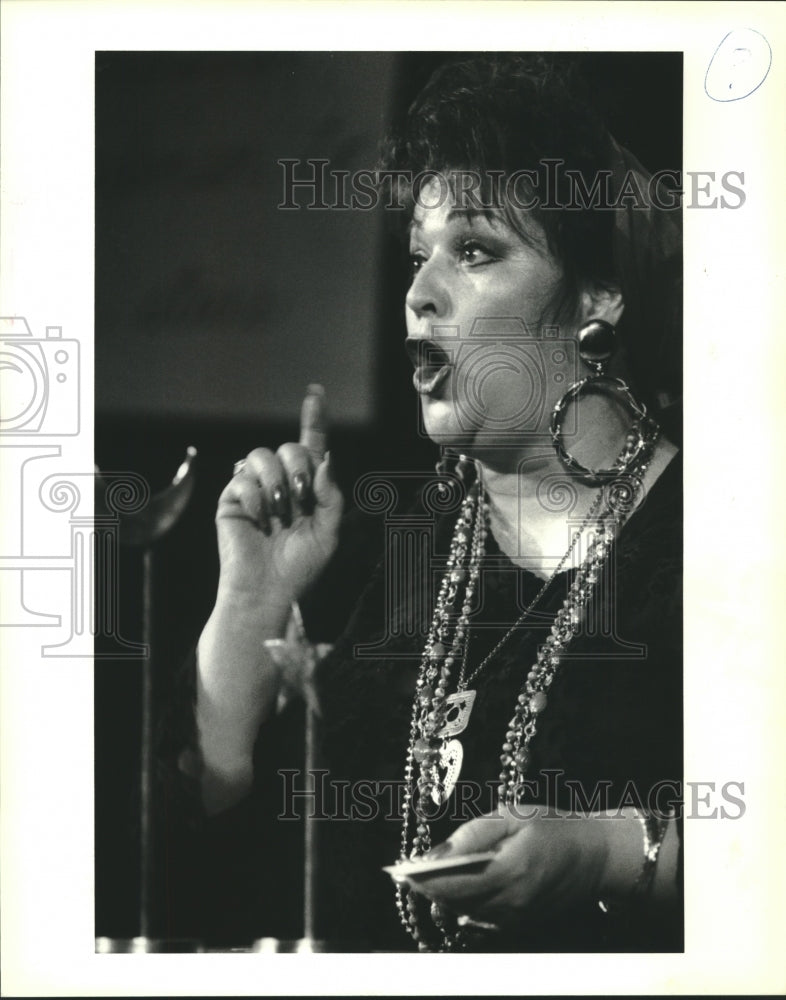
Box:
xmin=399 ymin=806 xmax=676 ymax=929
xmin=214 ymin=384 xmax=343 ymax=613
xmin=192 ymin=385 xmax=343 ymax=813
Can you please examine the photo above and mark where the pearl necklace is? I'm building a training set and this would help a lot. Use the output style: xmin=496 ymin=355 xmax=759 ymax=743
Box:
xmin=394 ymin=451 xmax=654 ymax=951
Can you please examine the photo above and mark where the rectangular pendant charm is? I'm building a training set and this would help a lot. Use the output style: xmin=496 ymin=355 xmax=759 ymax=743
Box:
xmin=434 ymin=690 xmax=476 ymax=738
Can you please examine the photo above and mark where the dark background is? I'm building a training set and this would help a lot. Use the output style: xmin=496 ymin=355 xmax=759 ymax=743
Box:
xmin=94 ymin=51 xmax=682 ymax=939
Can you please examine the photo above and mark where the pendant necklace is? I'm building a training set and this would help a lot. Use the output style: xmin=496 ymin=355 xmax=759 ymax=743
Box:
xmin=394 ymin=455 xmax=653 ymax=951
xmin=408 ymin=478 xmax=607 ymax=815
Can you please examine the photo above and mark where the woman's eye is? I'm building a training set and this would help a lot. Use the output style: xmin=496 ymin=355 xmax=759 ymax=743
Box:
xmin=459 ymin=241 xmax=495 ymax=266
xmin=409 ymin=252 xmax=426 ymax=278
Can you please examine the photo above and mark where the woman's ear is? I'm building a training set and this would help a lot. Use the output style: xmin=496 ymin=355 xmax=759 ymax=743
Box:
xmin=579 ymin=284 xmax=625 ymax=328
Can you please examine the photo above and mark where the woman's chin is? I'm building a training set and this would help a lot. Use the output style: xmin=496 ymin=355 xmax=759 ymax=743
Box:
xmin=423 ymin=427 xmax=464 ymax=449
xmin=420 ymin=398 xmax=468 ymax=448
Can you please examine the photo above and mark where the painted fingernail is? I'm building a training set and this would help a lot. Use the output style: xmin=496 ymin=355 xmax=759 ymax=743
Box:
xmin=271 ymin=484 xmax=290 ymax=524
xmin=292 ymin=471 xmax=308 ymax=502
xmin=306 ymin=383 xmax=325 ymax=397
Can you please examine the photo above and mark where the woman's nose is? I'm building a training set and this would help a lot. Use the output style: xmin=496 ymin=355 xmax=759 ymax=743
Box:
xmin=405 ymin=256 xmax=450 ymax=320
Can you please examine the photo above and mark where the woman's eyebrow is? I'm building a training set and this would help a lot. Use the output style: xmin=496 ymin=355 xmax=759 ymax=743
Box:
xmin=447 ymin=207 xmax=496 ymax=225
xmin=408 ymin=208 xmax=503 ymax=235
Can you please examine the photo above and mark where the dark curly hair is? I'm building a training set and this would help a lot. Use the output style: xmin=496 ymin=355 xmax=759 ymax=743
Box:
xmin=380 ymin=53 xmax=682 ymax=432
xmin=380 ymin=54 xmax=618 ymax=321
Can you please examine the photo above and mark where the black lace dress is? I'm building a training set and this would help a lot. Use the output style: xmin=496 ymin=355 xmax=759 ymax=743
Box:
xmin=156 ymin=455 xmax=682 ymax=952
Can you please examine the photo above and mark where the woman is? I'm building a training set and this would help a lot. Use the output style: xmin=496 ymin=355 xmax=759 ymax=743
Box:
xmin=162 ymin=54 xmax=682 ymax=952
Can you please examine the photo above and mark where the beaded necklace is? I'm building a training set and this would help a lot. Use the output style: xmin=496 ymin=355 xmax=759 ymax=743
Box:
xmin=394 ymin=448 xmax=655 ymax=951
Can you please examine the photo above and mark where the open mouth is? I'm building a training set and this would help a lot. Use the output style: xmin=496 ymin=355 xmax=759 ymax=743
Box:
xmin=406 ymin=339 xmax=453 ymax=396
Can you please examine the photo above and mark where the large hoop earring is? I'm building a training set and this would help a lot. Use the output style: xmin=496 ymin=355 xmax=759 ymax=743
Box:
xmin=550 ymin=320 xmax=659 ymax=485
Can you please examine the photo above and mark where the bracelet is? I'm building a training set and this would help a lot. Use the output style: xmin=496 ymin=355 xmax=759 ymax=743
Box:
xmin=598 ymin=808 xmax=671 ymax=915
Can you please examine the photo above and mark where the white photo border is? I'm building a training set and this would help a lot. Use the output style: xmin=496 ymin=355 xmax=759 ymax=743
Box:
xmin=2 ymin=1 xmax=785 ymax=995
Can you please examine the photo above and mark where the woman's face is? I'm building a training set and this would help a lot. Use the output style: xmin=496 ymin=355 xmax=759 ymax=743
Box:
xmin=405 ymin=186 xmax=577 ymax=460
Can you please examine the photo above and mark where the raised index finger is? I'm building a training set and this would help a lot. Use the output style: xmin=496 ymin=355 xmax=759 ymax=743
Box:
xmin=299 ymin=383 xmax=327 ymax=463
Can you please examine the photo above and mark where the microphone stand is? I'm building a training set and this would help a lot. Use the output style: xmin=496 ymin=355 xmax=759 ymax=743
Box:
xmin=95 ymin=447 xmax=198 ymax=953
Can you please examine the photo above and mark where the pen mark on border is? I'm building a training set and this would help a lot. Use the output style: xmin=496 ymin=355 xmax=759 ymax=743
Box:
xmin=705 ymin=28 xmax=772 ymax=102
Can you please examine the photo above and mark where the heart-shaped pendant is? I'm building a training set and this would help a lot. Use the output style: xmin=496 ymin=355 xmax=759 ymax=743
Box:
xmin=432 ymin=738 xmax=463 ymax=805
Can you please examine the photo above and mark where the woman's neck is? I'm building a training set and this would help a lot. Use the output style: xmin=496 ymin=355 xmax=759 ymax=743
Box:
xmin=470 ymin=433 xmax=677 ymax=577
xmin=477 ymin=451 xmax=600 ymax=577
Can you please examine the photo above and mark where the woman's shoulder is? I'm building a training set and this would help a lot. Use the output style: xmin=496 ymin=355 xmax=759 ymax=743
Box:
xmin=608 ymin=447 xmax=682 ymax=634
xmin=619 ymin=446 xmax=682 ymax=560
